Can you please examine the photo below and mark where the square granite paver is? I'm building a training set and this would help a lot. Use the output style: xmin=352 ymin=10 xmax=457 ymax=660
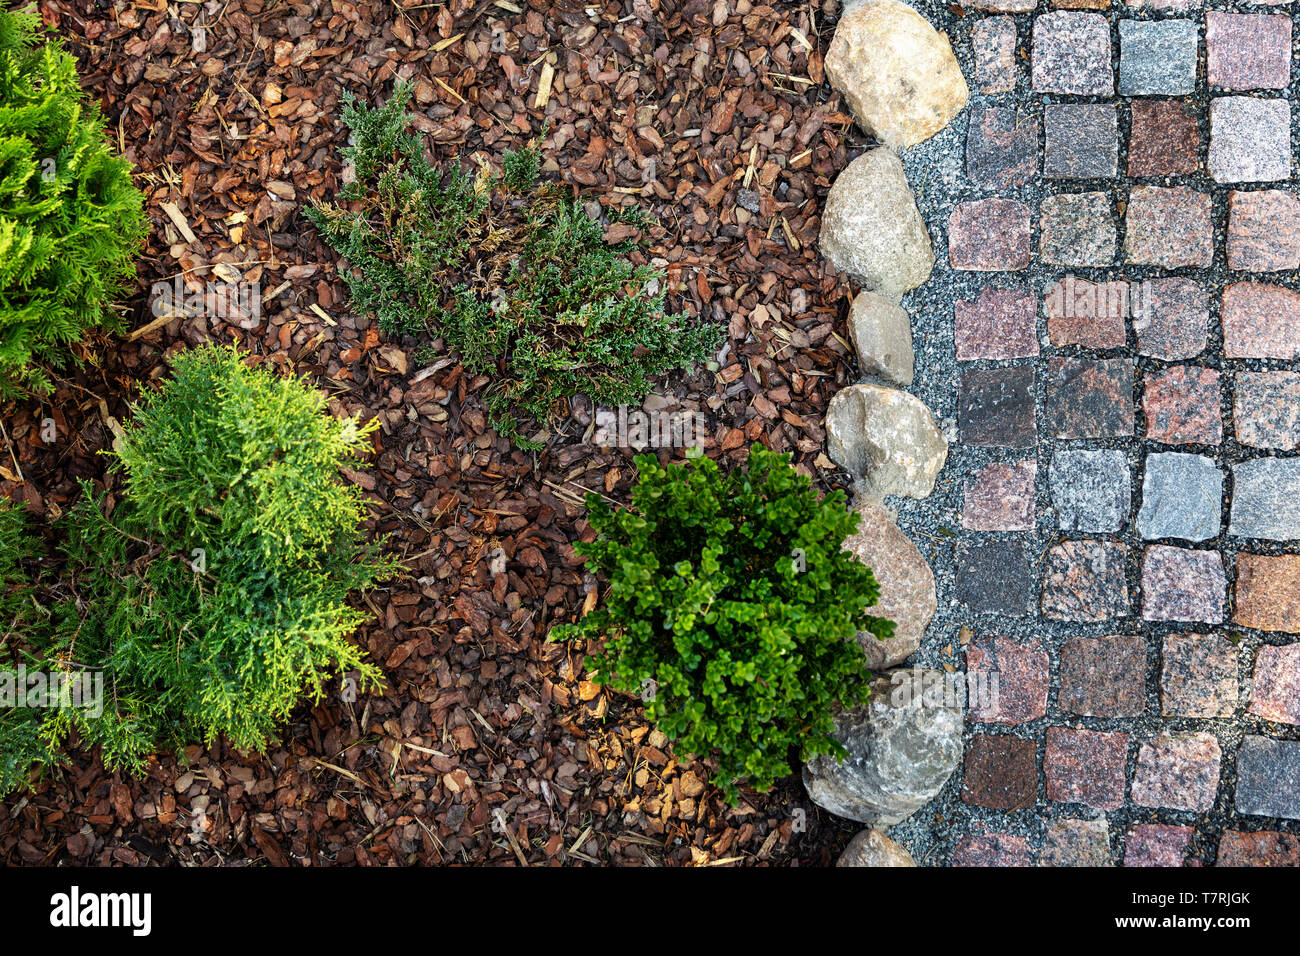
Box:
xmin=1222 ymin=283 xmax=1300 ymax=359
xmin=1248 ymin=643 xmax=1300 ymax=725
xmin=1208 ymin=97 xmax=1292 ymax=183
xmin=966 ymin=107 xmax=1040 ymax=189
xmin=1032 ymin=12 xmax=1114 ymax=95
xmin=1045 ymin=727 xmax=1129 ymax=811
xmin=1161 ymin=633 xmax=1239 ymax=718
xmin=1141 ymin=545 xmax=1227 ymax=623
xmin=958 ymin=366 xmax=1037 ymax=447
xmin=1234 ymin=371 xmax=1300 ymax=450
xmin=1206 ymin=12 xmax=1292 ymax=91
xmin=1049 ymin=449 xmax=1131 ymax=532
xmin=1040 ymin=192 xmax=1117 ymax=266
xmin=1136 ymin=452 xmax=1223 ymax=542
xmin=1131 ymin=732 xmax=1222 ymax=811
xmin=962 ymin=461 xmax=1037 ymax=531
xmin=1226 ymin=189 xmax=1300 ymax=272
xmin=1044 ymin=104 xmax=1118 ymax=179
xmin=1235 ymin=736 xmax=1300 ymax=820
xmin=1234 ymin=554 xmax=1300 ymax=633
xmin=954 ymin=286 xmax=1038 ymax=360
xmin=1217 ymin=831 xmax=1300 ymax=866
xmin=1142 ymin=366 xmax=1223 ymax=446
xmin=1041 ymin=539 xmax=1129 ymax=621
xmin=952 ymin=832 xmax=1034 ymax=866
xmin=1128 ymin=99 xmax=1201 ymax=176
xmin=955 ymin=539 xmax=1035 ymax=616
xmin=1042 ymin=819 xmax=1112 ymax=867
xmin=963 ymin=735 xmax=1040 ymax=809
xmin=1044 ymin=277 xmax=1128 ymax=348
xmin=1045 ymin=357 xmax=1134 ymax=438
xmin=1059 ymin=634 xmax=1147 ymax=717
xmin=1125 ymin=825 xmax=1194 ymax=867
xmin=949 ymin=199 xmax=1032 ymax=271
xmin=966 ymin=634 xmax=1050 ymax=723
xmin=1229 ymin=458 xmax=1300 ymax=539
xmin=1118 ymin=19 xmax=1199 ymax=96
xmin=1124 ymin=186 xmax=1213 ymax=268
xmin=1134 ymin=278 xmax=1209 ymax=360
xmin=972 ymin=16 xmax=1019 ymax=93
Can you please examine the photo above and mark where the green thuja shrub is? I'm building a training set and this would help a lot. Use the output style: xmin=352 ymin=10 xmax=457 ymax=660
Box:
xmin=307 ymin=80 xmax=719 ymax=449
xmin=0 ymin=346 xmax=396 ymax=796
xmin=552 ymin=445 xmax=894 ymax=804
xmin=0 ymin=6 xmax=148 ymax=398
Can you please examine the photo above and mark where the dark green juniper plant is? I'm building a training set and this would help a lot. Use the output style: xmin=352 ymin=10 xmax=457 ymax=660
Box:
xmin=553 ymin=445 xmax=894 ymax=804
xmin=307 ymin=80 xmax=719 ymax=449
xmin=0 ymin=346 xmax=397 ymax=796
xmin=0 ymin=497 xmax=57 ymax=797
xmin=0 ymin=5 xmax=148 ymax=399
xmin=0 ymin=496 xmax=36 ymax=638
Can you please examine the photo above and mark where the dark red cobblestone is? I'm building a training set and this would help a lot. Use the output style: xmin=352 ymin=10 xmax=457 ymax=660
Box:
xmin=1128 ymin=99 xmax=1200 ymax=177
xmin=963 ymin=735 xmax=1039 ymax=810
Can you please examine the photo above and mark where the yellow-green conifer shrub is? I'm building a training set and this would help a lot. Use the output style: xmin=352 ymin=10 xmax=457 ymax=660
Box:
xmin=0 ymin=6 xmax=147 ymax=398
xmin=0 ymin=347 xmax=397 ymax=796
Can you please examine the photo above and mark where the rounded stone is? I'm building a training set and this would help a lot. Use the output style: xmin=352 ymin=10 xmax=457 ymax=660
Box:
xmin=841 ymin=497 xmax=937 ymax=669
xmin=847 ymin=290 xmax=915 ymax=386
xmin=837 ymin=829 xmax=917 ymax=867
xmin=825 ymin=384 xmax=948 ymax=499
xmin=819 ymin=148 xmax=934 ymax=300
xmin=803 ymin=669 xmax=964 ymax=826
xmin=825 ymin=0 xmax=969 ymax=149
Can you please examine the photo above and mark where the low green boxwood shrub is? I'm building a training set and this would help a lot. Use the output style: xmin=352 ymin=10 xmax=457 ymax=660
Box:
xmin=553 ymin=445 xmax=894 ymax=804
xmin=0 ymin=6 xmax=147 ymax=398
xmin=0 ymin=346 xmax=396 ymax=796
xmin=307 ymin=81 xmax=719 ymax=448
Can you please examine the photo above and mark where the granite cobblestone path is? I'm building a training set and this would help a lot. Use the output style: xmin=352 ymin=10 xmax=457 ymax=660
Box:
xmin=893 ymin=0 xmax=1300 ymax=866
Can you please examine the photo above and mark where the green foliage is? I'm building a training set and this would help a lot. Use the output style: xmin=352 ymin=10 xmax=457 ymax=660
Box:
xmin=307 ymin=81 xmax=719 ymax=449
xmin=0 ymin=497 xmax=59 ymax=797
xmin=501 ymin=144 xmax=541 ymax=192
xmin=552 ymin=445 xmax=893 ymax=804
xmin=0 ymin=346 xmax=396 ymax=797
xmin=0 ymin=5 xmax=148 ymax=399
xmin=0 ymin=495 xmax=36 ymax=631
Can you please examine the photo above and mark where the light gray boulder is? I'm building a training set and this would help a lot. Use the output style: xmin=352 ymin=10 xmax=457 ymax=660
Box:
xmin=803 ymin=668 xmax=963 ymax=826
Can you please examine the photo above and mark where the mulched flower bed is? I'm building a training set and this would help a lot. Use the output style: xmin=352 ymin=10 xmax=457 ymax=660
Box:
xmin=0 ymin=0 xmax=870 ymax=865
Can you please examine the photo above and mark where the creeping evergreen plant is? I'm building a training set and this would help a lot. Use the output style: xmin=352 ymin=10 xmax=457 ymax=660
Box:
xmin=0 ymin=496 xmax=36 ymax=637
xmin=0 ymin=347 xmax=397 ymax=796
xmin=0 ymin=498 xmax=59 ymax=797
xmin=0 ymin=6 xmax=148 ymax=398
xmin=307 ymin=81 xmax=719 ymax=449
xmin=552 ymin=445 xmax=894 ymax=804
